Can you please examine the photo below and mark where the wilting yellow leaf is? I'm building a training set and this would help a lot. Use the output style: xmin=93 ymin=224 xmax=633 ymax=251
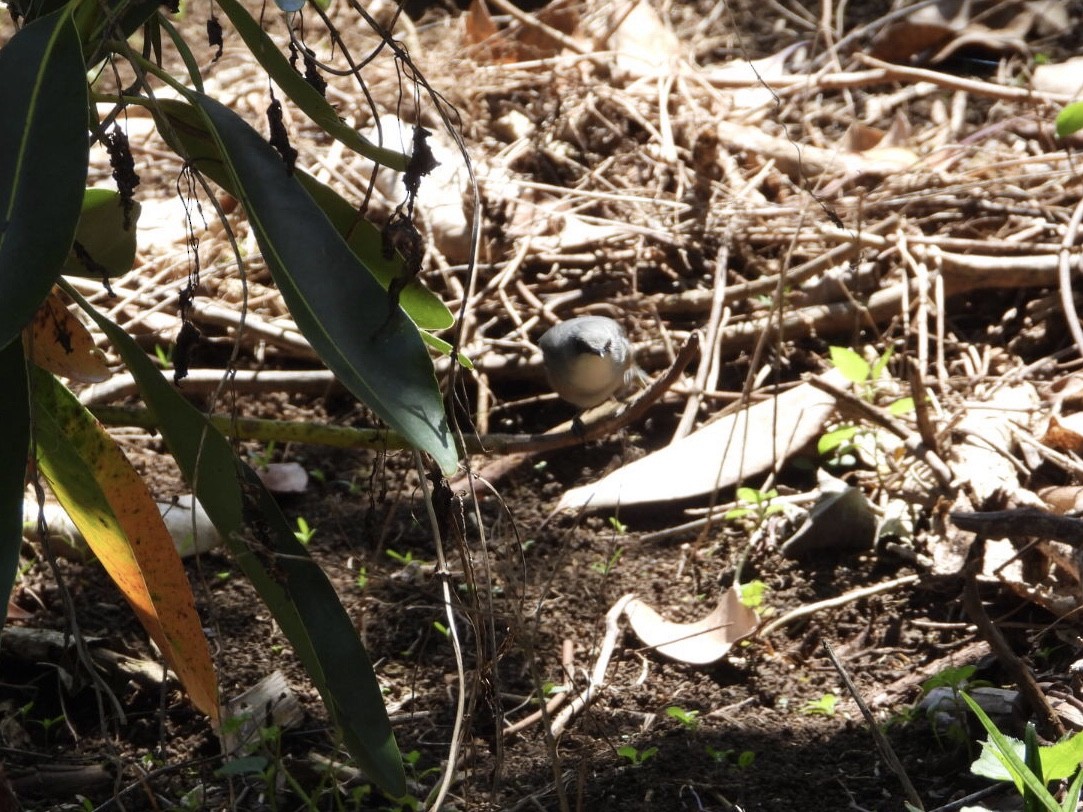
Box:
xmin=31 ymin=367 xmax=219 ymax=722
xmin=25 ymin=290 xmax=109 ymax=383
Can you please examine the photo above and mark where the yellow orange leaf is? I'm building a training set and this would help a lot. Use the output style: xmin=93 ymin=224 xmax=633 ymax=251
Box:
xmin=25 ymin=290 xmax=109 ymax=383
xmin=31 ymin=367 xmax=219 ymax=722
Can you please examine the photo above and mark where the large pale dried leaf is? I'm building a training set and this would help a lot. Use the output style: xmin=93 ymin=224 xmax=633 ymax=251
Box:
xmin=703 ymin=43 xmax=809 ymax=109
xmin=951 ymin=382 xmax=1038 ymax=504
xmin=607 ymin=0 xmax=679 ymax=78
xmin=1032 ymin=57 xmax=1083 ymax=96
xmin=557 ymin=370 xmax=843 ymax=511
xmin=625 ymin=588 xmax=758 ymax=665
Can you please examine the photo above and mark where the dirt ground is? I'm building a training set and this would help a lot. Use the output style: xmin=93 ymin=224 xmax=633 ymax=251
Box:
xmin=6 ymin=0 xmax=1083 ymax=810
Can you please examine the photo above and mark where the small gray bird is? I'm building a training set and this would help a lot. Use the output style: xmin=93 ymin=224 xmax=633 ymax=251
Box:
xmin=538 ymin=316 xmax=638 ymax=409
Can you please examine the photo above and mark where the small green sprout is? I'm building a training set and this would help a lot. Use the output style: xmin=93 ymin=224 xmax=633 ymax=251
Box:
xmin=666 ymin=706 xmax=700 ymax=730
xmin=590 ymin=547 xmax=624 ymax=576
xmin=800 ymin=693 xmax=839 ymax=716
xmin=617 ymin=745 xmax=658 ymax=766
xmin=293 ymin=516 xmax=316 ymax=544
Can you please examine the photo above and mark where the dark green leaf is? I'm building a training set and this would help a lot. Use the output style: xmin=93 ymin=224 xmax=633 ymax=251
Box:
xmin=0 ymin=8 xmax=89 ymax=351
xmin=151 ymin=98 xmax=452 ymax=331
xmin=66 ymin=283 xmax=407 ymax=796
xmin=0 ymin=340 xmax=29 ymax=628
xmin=189 ymin=93 xmax=457 ymax=473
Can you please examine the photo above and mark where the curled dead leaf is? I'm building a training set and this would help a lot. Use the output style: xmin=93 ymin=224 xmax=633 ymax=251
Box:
xmin=624 ymin=588 xmax=759 ymax=665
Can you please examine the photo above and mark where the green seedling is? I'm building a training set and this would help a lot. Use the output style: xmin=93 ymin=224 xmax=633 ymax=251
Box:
xmin=433 ymin=621 xmax=449 ymax=637
xmin=706 ymin=745 xmax=756 ymax=768
xmin=591 ymin=547 xmax=624 ymax=576
xmin=293 ymin=516 xmax=316 ymax=545
xmin=355 ymin=566 xmax=369 ymax=590
xmin=617 ymin=745 xmax=658 ymax=766
xmin=386 ymin=548 xmax=418 ymax=565
xmin=608 ymin=515 xmax=628 ymax=534
xmin=800 ymin=693 xmax=838 ymax=717
xmin=666 ymin=706 xmax=700 ymax=730
xmin=153 ymin=343 xmax=173 ymax=369
xmin=738 ymin=579 xmax=768 ymax=610
xmin=964 ymin=692 xmax=1083 ymax=811
xmin=247 ymin=440 xmax=277 ymax=470
xmin=725 ymin=487 xmax=784 ymax=524
xmin=921 ymin=664 xmax=979 ymax=695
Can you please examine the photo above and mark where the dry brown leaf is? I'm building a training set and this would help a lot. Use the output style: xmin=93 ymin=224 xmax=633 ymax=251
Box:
xmin=624 ymin=588 xmax=758 ymax=665
xmin=25 ymin=290 xmax=110 ymax=384
xmin=871 ymin=0 xmax=1064 ymax=65
xmin=556 ymin=369 xmax=843 ymax=511
xmin=462 ymin=0 xmax=579 ymax=63
xmin=1042 ymin=414 xmax=1083 ymax=454
xmin=1039 ymin=485 xmax=1083 ymax=514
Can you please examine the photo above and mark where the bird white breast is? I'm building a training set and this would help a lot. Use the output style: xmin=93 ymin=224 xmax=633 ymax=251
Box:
xmin=555 ymin=352 xmax=624 ymax=408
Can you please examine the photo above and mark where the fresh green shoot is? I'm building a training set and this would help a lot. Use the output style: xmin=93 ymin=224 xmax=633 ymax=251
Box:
xmin=800 ymin=694 xmax=838 ymax=716
xmin=591 ymin=547 xmax=624 ymax=576
xmin=738 ymin=579 xmax=768 ymax=609
xmin=725 ymin=487 xmax=783 ymax=523
xmin=309 ymin=467 xmax=326 ymax=483
xmin=963 ymin=692 xmax=1083 ymax=811
xmin=608 ymin=515 xmax=628 ymax=534
xmin=921 ymin=664 xmax=978 ymax=695
xmin=386 ymin=548 xmax=417 ymax=565
xmin=247 ymin=440 xmax=277 ymax=470
xmin=617 ymin=745 xmax=658 ymax=766
xmin=355 ymin=566 xmax=369 ymax=590
xmin=293 ymin=516 xmax=316 ymax=545
xmin=705 ymin=745 xmax=756 ymax=768
xmin=153 ymin=343 xmax=173 ymax=369
xmin=666 ymin=706 xmax=700 ymax=730
xmin=433 ymin=621 xmax=449 ymax=637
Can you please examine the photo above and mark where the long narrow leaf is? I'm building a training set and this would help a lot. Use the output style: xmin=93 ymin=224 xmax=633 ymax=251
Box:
xmin=66 ymin=284 xmax=408 ymax=796
xmin=0 ymin=8 xmax=88 ymax=351
xmin=962 ymin=692 xmax=1061 ymax=807
xmin=212 ymin=0 xmax=408 ymax=171
xmin=0 ymin=342 xmax=30 ymax=628
xmin=189 ymin=93 xmax=458 ymax=474
xmin=151 ymin=97 xmax=451 ymax=330
xmin=30 ymin=366 xmax=220 ymax=722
